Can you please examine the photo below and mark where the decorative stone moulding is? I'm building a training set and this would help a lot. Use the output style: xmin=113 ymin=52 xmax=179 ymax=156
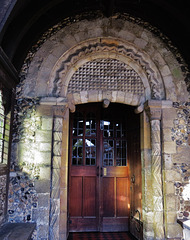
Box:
xmin=19 ymin=12 xmax=189 ymax=95
xmin=48 ymin=37 xmax=165 ymax=106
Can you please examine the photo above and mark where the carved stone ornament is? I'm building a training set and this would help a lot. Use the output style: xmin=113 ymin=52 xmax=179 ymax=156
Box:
xmin=48 ymin=38 xmax=165 ymax=100
xmin=144 ymin=100 xmax=162 ymax=121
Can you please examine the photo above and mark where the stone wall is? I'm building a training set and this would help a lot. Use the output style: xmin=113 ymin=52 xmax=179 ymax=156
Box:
xmin=0 ymin=174 xmax=7 ymax=224
xmin=163 ymin=102 xmax=190 ymax=239
xmin=9 ymin=99 xmax=53 ymax=240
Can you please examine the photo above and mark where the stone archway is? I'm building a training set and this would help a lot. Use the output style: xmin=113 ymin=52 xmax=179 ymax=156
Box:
xmin=11 ymin=15 xmax=189 ymax=240
xmin=44 ymin=37 xmax=169 ymax=239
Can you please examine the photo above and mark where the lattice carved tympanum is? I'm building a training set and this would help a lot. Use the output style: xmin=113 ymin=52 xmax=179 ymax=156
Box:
xmin=68 ymin=58 xmax=144 ymax=95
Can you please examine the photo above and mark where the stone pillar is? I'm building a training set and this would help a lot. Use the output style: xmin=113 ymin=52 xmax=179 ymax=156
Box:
xmin=48 ymin=105 xmax=69 ymax=240
xmin=145 ymin=100 xmax=165 ymax=239
xmin=140 ymin=111 xmax=154 ymax=239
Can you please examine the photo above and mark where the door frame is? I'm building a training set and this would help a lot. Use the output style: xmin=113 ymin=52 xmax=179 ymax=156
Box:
xmin=56 ymin=99 xmax=167 ymax=240
xmin=57 ymin=102 xmax=148 ymax=239
xmin=68 ymin=103 xmax=132 ymax=233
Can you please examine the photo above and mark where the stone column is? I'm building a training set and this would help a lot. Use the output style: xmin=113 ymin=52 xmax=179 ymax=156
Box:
xmin=145 ymin=100 xmax=165 ymax=239
xmin=48 ymin=105 xmax=70 ymax=240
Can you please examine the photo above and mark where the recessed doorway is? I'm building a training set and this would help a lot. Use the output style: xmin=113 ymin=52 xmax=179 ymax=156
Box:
xmin=68 ymin=103 xmax=141 ymax=234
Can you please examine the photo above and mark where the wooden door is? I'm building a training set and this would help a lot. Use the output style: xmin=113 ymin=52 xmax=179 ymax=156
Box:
xmin=100 ymin=105 xmax=130 ymax=232
xmin=128 ymin=114 xmax=143 ymax=239
xmin=69 ymin=103 xmax=136 ymax=232
xmin=69 ymin=104 xmax=100 ymax=232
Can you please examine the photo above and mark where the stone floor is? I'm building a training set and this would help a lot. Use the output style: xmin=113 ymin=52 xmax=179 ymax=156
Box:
xmin=68 ymin=232 xmax=137 ymax=240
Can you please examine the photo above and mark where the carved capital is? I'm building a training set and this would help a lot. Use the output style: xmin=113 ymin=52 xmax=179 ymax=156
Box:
xmin=53 ymin=105 xmax=68 ymax=117
xmin=144 ymin=100 xmax=162 ymax=121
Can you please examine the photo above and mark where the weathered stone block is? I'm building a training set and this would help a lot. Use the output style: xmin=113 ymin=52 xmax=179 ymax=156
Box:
xmin=39 ymin=143 xmax=52 ymax=152
xmin=36 ymin=130 xmax=52 ymax=143
xmin=160 ymin=65 xmax=171 ymax=77
xmin=116 ymin=91 xmax=125 ymax=103
xmin=73 ymin=92 xmax=81 ymax=104
xmin=162 ymin=142 xmax=176 ymax=154
xmin=88 ymin=90 xmax=98 ymax=102
xmin=164 ymin=182 xmax=175 ymax=195
xmin=162 ymin=108 xmax=176 ymax=128
xmin=165 ymin=195 xmax=177 ymax=211
xmin=34 ymin=151 xmax=51 ymax=165
xmin=38 ymin=193 xmax=50 ymax=208
xmin=39 ymin=166 xmax=51 ymax=179
xmin=103 ymin=91 xmax=112 ymax=101
xmin=163 ymin=128 xmax=173 ymax=142
xmin=165 ymin=223 xmax=183 ymax=238
xmin=173 ymin=146 xmax=190 ymax=163
xmin=41 ymin=117 xmax=53 ymax=131
xmin=143 ymin=221 xmax=154 ymax=239
xmin=131 ymin=94 xmax=141 ymax=106
xmin=38 ymin=224 xmax=49 ymax=238
xmin=134 ymin=37 xmax=148 ymax=49
xmin=165 ymin=211 xmax=177 ymax=224
xmin=36 ymin=105 xmax=53 ymax=116
xmin=163 ymin=154 xmax=173 ymax=170
xmin=34 ymin=180 xmax=50 ymax=193
xmin=164 ymin=170 xmax=182 ymax=182
xmin=80 ymin=91 xmax=88 ymax=103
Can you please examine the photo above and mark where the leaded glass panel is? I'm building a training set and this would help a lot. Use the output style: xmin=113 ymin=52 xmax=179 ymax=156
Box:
xmin=72 ymin=139 xmax=83 ymax=165
xmin=85 ymin=139 xmax=96 ymax=165
xmin=73 ymin=112 xmax=83 ymax=136
xmin=86 ymin=112 xmax=96 ymax=136
xmin=103 ymin=140 xmax=114 ymax=166
xmin=116 ymin=140 xmax=127 ymax=166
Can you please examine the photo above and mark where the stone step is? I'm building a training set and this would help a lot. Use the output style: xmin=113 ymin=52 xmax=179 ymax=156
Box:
xmin=0 ymin=223 xmax=36 ymax=240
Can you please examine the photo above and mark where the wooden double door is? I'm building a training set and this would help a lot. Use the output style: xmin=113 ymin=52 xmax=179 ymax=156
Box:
xmin=69 ymin=103 xmax=137 ymax=232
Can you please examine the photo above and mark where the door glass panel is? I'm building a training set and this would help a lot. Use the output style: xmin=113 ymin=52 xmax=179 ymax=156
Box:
xmin=116 ymin=140 xmax=127 ymax=166
xmin=73 ymin=112 xmax=83 ymax=136
xmin=103 ymin=121 xmax=114 ymax=137
xmin=72 ymin=139 xmax=83 ymax=165
xmin=103 ymin=140 xmax=114 ymax=166
xmin=86 ymin=113 xmax=96 ymax=136
xmin=85 ymin=139 xmax=96 ymax=165
xmin=116 ymin=122 xmax=126 ymax=137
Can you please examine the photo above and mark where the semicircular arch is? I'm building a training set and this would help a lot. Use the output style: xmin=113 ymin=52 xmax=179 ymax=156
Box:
xmin=48 ymin=37 xmax=165 ymax=104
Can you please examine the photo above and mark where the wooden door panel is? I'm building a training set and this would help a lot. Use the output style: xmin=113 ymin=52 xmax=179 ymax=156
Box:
xmin=70 ymin=166 xmax=96 ymax=176
xmin=83 ymin=176 xmax=96 ymax=217
xmin=70 ymin=218 xmax=98 ymax=232
xmin=69 ymin=177 xmax=82 ymax=217
xmin=116 ymin=177 xmax=129 ymax=217
xmin=102 ymin=217 xmax=129 ymax=232
xmin=103 ymin=177 xmax=114 ymax=217
xmin=103 ymin=166 xmax=129 ymax=177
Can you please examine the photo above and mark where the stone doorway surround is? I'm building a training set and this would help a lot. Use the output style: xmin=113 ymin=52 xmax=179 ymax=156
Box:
xmin=39 ymin=98 xmax=174 ymax=240
xmin=9 ymin=16 xmax=189 ymax=240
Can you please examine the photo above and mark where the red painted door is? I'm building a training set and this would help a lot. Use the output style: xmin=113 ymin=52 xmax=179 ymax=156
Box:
xmin=69 ymin=103 xmax=135 ymax=232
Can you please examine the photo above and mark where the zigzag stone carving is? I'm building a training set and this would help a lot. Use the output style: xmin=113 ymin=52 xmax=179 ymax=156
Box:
xmin=49 ymin=38 xmax=164 ymax=100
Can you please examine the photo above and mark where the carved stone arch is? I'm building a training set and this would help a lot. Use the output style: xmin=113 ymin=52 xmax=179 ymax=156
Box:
xmin=48 ymin=37 xmax=165 ymax=102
